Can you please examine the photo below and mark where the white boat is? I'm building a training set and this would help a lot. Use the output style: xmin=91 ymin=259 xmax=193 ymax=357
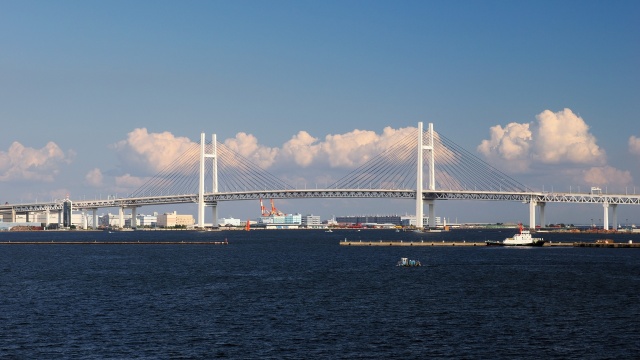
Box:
xmin=397 ymin=257 xmax=422 ymax=267
xmin=486 ymin=224 xmax=545 ymax=247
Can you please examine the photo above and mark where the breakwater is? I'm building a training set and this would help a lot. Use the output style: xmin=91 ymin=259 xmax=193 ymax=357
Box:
xmin=339 ymin=239 xmax=639 ymax=247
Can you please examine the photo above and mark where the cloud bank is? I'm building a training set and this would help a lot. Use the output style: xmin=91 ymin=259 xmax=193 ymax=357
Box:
xmin=478 ymin=108 xmax=630 ymax=188
xmin=478 ymin=108 xmax=606 ymax=170
xmin=0 ymin=141 xmax=73 ymax=182
xmin=111 ymin=128 xmax=195 ymax=174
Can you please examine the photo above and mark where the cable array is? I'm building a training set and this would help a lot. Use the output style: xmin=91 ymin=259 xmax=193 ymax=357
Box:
xmin=128 ymin=140 xmax=293 ymax=198
xmin=215 ymin=142 xmax=293 ymax=192
xmin=329 ymin=128 xmax=530 ymax=192
xmin=434 ymin=133 xmax=529 ymax=192
xmin=128 ymin=143 xmax=201 ymax=198
xmin=128 ymin=126 xmax=530 ymax=197
xmin=329 ymin=128 xmax=418 ymax=189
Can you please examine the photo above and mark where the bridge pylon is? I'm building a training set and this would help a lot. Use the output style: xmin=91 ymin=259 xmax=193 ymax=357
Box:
xmin=198 ymin=133 xmax=218 ymax=228
xmin=416 ymin=122 xmax=435 ymax=229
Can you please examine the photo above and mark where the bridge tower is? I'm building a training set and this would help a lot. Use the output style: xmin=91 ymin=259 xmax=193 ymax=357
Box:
xmin=416 ymin=122 xmax=435 ymax=229
xmin=198 ymin=133 xmax=218 ymax=228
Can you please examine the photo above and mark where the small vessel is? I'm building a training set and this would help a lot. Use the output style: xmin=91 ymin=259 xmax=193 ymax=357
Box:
xmin=486 ymin=223 xmax=545 ymax=246
xmin=397 ymin=257 xmax=422 ymax=267
xmin=325 ymin=229 xmax=333 ymax=233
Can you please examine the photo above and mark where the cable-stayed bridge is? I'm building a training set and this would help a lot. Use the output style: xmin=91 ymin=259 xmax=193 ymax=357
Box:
xmin=2 ymin=123 xmax=639 ymax=230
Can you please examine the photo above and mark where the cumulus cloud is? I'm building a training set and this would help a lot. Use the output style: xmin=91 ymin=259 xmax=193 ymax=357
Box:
xmin=477 ymin=122 xmax=533 ymax=172
xmin=476 ymin=108 xmax=636 ymax=189
xmin=223 ymin=132 xmax=279 ymax=168
xmin=581 ymin=166 xmax=633 ymax=188
xmin=277 ymin=126 xmax=417 ymax=168
xmin=532 ymin=109 xmax=605 ymax=164
xmin=280 ymin=131 xmax=320 ymax=167
xmin=0 ymin=141 xmax=72 ymax=182
xmin=115 ymin=174 xmax=149 ymax=189
xmin=478 ymin=108 xmax=606 ymax=171
xmin=85 ymin=168 xmax=104 ymax=187
xmin=629 ymin=135 xmax=640 ymax=156
xmin=111 ymin=128 xmax=195 ymax=175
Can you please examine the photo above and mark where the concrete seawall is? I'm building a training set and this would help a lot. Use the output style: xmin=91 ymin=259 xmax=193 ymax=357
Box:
xmin=339 ymin=240 xmax=638 ymax=247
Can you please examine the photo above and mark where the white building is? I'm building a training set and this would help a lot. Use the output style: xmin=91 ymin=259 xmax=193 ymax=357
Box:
xmin=258 ymin=213 xmax=302 ymax=229
xmin=219 ymin=217 xmax=241 ymax=227
xmin=157 ymin=211 xmax=195 ymax=228
xmin=100 ymin=213 xmax=132 ymax=228
xmin=401 ymin=215 xmax=441 ymax=227
xmin=301 ymin=214 xmax=324 ymax=229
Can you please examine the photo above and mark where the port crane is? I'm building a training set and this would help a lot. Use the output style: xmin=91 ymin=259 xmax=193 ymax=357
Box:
xmin=259 ymin=198 xmax=284 ymax=216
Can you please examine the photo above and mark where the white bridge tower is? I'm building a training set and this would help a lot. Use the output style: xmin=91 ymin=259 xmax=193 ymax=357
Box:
xmin=198 ymin=133 xmax=218 ymax=228
xmin=416 ymin=122 xmax=435 ymax=229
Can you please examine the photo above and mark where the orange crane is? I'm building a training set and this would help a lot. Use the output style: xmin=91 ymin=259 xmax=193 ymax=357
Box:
xmin=269 ymin=199 xmax=284 ymax=216
xmin=259 ymin=198 xmax=270 ymax=216
xmin=259 ymin=198 xmax=284 ymax=216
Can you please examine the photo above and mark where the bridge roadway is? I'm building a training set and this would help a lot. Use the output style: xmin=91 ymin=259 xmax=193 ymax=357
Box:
xmin=3 ymin=189 xmax=640 ymax=212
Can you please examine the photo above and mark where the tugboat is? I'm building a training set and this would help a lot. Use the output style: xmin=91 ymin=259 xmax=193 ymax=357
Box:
xmin=486 ymin=223 xmax=545 ymax=247
xmin=397 ymin=257 xmax=422 ymax=267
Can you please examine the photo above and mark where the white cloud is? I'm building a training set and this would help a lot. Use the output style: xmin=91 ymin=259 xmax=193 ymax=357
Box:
xmin=581 ymin=166 xmax=632 ymax=188
xmin=0 ymin=141 xmax=72 ymax=182
xmin=85 ymin=168 xmax=104 ymax=187
xmin=223 ymin=132 xmax=279 ymax=168
xmin=280 ymin=131 xmax=320 ymax=167
xmin=629 ymin=135 xmax=640 ymax=156
xmin=532 ymin=109 xmax=605 ymax=165
xmin=111 ymin=128 xmax=195 ymax=174
xmin=478 ymin=108 xmax=606 ymax=173
xmin=115 ymin=174 xmax=149 ymax=189
xmin=277 ymin=126 xmax=416 ymax=168
xmin=477 ymin=122 xmax=533 ymax=172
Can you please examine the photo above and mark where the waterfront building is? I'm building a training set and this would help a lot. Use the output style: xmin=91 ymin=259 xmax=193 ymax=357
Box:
xmin=157 ymin=211 xmax=195 ymax=228
xmin=336 ymin=214 xmax=442 ymax=227
xmin=301 ymin=214 xmax=323 ymax=229
xmin=219 ymin=217 xmax=241 ymax=227
xmin=258 ymin=213 xmax=302 ymax=229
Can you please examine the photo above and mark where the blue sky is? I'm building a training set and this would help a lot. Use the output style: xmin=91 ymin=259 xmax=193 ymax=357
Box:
xmin=1 ymin=0 xmax=639 ymax=225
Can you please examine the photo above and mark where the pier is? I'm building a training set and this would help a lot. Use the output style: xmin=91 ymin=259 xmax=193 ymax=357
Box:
xmin=341 ymin=240 xmax=486 ymax=247
xmin=0 ymin=241 xmax=228 ymax=245
xmin=340 ymin=240 xmax=639 ymax=248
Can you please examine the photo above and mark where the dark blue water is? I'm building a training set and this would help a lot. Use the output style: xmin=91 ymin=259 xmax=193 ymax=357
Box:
xmin=1 ymin=229 xmax=639 ymax=359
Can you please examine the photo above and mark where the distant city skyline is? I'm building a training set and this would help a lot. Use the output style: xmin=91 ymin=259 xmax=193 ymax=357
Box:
xmin=1 ymin=1 xmax=639 ymax=225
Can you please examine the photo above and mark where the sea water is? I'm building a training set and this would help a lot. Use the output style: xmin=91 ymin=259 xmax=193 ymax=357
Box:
xmin=1 ymin=229 xmax=639 ymax=359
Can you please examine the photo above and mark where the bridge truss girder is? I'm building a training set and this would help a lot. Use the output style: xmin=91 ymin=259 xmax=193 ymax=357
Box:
xmin=4 ymin=190 xmax=640 ymax=213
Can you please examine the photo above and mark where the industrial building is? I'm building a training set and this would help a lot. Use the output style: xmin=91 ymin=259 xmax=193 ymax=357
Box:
xmin=157 ymin=211 xmax=195 ymax=228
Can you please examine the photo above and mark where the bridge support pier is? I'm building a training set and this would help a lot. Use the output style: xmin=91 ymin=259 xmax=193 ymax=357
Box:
xmin=93 ymin=209 xmax=98 ymax=230
xmin=529 ymin=199 xmax=536 ymax=231
xmin=538 ymin=202 xmax=546 ymax=228
xmin=45 ymin=209 xmax=50 ymax=228
xmin=611 ymin=204 xmax=617 ymax=230
xmin=119 ymin=207 xmax=124 ymax=229
xmin=82 ymin=210 xmax=88 ymax=229
xmin=131 ymin=207 xmax=137 ymax=229
xmin=427 ymin=200 xmax=435 ymax=228
xmin=57 ymin=209 xmax=62 ymax=227
xmin=211 ymin=202 xmax=218 ymax=228
xmin=603 ymin=202 xmax=610 ymax=230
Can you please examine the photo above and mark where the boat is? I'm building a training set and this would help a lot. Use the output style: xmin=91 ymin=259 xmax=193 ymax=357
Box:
xmin=325 ymin=229 xmax=333 ymax=233
xmin=485 ymin=223 xmax=545 ymax=246
xmin=397 ymin=257 xmax=422 ymax=267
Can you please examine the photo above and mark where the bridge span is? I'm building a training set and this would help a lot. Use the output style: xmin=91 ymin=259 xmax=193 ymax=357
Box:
xmin=1 ymin=122 xmax=638 ymax=230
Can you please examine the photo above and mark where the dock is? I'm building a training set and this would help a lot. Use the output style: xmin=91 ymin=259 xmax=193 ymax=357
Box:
xmin=339 ymin=240 xmax=638 ymax=248
xmin=0 ymin=241 xmax=228 ymax=245
xmin=340 ymin=240 xmax=484 ymax=246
